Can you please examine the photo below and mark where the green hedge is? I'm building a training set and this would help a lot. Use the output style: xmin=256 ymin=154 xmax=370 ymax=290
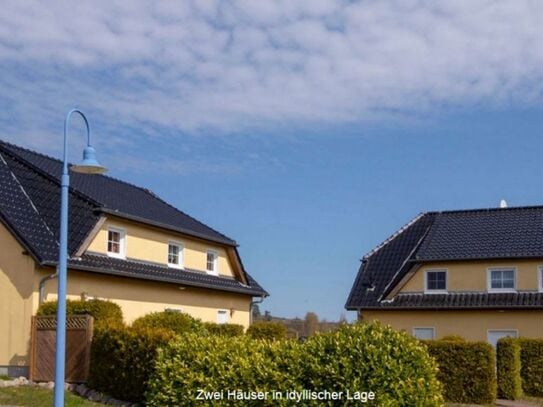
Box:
xmin=146 ymin=322 xmax=443 ymax=406
xmin=37 ymin=299 xmax=123 ymax=328
xmin=203 ymin=322 xmax=244 ymax=337
xmin=424 ymin=340 xmax=496 ymax=404
xmin=519 ymin=339 xmax=543 ymax=397
xmin=132 ymin=310 xmax=203 ymax=334
xmin=88 ymin=325 xmax=175 ymax=403
xmin=497 ymin=338 xmax=522 ymax=400
xmin=246 ymin=321 xmax=288 ymax=340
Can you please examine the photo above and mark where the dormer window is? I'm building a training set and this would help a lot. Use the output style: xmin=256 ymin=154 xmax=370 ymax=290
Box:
xmin=168 ymin=242 xmax=183 ymax=269
xmin=540 ymin=266 xmax=543 ymax=292
xmin=488 ymin=268 xmax=516 ymax=292
xmin=206 ymin=250 xmax=218 ymax=275
xmin=107 ymin=227 xmax=125 ymax=259
xmin=425 ymin=270 xmax=447 ymax=293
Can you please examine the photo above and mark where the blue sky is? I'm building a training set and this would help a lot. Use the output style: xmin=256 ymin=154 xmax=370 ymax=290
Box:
xmin=1 ymin=1 xmax=543 ymax=321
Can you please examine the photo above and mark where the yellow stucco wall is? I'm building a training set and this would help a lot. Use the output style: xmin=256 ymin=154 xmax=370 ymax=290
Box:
xmin=0 ymin=223 xmax=35 ymax=369
xmin=361 ymin=310 xmax=543 ymax=341
xmin=400 ymin=259 xmax=542 ymax=293
xmin=36 ymin=268 xmax=251 ymax=327
xmin=86 ymin=217 xmax=235 ymax=277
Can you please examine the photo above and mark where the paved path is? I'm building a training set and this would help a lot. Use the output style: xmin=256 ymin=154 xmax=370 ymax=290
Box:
xmin=496 ymin=400 xmax=540 ymax=407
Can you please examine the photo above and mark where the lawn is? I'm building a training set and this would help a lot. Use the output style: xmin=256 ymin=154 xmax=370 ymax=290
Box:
xmin=446 ymin=397 xmax=543 ymax=407
xmin=0 ymin=386 xmax=105 ymax=406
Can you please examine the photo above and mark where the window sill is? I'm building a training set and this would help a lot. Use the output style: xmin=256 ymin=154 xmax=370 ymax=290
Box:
xmin=168 ymin=264 xmax=184 ymax=270
xmin=424 ymin=290 xmax=448 ymax=295
xmin=107 ymin=252 xmax=126 ymax=260
xmin=487 ymin=289 xmax=517 ymax=293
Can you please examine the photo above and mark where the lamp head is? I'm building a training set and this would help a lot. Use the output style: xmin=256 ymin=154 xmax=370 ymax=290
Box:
xmin=71 ymin=145 xmax=107 ymax=174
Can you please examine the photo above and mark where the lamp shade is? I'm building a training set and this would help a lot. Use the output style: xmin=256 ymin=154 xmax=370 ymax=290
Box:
xmin=71 ymin=145 xmax=107 ymax=174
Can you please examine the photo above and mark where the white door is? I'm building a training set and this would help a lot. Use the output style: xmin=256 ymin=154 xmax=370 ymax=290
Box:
xmin=487 ymin=330 xmax=518 ymax=348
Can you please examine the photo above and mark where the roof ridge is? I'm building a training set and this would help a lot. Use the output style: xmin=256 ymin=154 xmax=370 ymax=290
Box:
xmin=363 ymin=212 xmax=427 ymax=260
xmin=427 ymin=204 xmax=543 ymax=215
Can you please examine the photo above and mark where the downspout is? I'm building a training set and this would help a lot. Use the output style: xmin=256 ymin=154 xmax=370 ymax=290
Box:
xmin=39 ymin=268 xmax=58 ymax=305
xmin=250 ymin=295 xmax=265 ymax=325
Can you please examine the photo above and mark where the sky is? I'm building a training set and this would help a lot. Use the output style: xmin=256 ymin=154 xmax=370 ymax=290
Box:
xmin=1 ymin=1 xmax=543 ymax=321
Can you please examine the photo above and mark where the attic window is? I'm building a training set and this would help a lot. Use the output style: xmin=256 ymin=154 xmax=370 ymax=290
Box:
xmin=107 ymin=227 xmax=125 ymax=259
xmin=488 ymin=268 xmax=516 ymax=292
xmin=425 ymin=270 xmax=447 ymax=293
xmin=206 ymin=250 xmax=218 ymax=275
xmin=168 ymin=242 xmax=184 ymax=269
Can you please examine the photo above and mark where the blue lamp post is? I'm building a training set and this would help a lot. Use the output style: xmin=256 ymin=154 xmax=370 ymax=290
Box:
xmin=54 ymin=109 xmax=106 ymax=407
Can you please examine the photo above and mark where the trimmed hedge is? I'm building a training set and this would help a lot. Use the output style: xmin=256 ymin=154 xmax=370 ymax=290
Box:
xmin=88 ymin=324 xmax=175 ymax=403
xmin=37 ymin=299 xmax=123 ymax=328
xmin=246 ymin=321 xmax=288 ymax=340
xmin=132 ymin=310 xmax=203 ymax=334
xmin=203 ymin=322 xmax=244 ymax=337
xmin=497 ymin=338 xmax=522 ymax=400
xmin=424 ymin=340 xmax=496 ymax=404
xmin=519 ymin=339 xmax=543 ymax=397
xmin=146 ymin=322 xmax=443 ymax=406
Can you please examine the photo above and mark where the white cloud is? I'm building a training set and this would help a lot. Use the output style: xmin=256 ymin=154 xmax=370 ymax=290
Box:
xmin=1 ymin=0 xmax=543 ymax=145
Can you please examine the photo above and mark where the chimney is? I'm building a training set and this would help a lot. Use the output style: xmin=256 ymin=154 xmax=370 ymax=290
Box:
xmin=499 ymin=199 xmax=508 ymax=208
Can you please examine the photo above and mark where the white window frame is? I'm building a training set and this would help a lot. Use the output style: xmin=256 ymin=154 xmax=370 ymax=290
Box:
xmin=487 ymin=329 xmax=519 ymax=348
xmin=412 ymin=327 xmax=435 ymax=340
xmin=206 ymin=250 xmax=219 ymax=275
xmin=217 ymin=309 xmax=228 ymax=324
xmin=424 ymin=269 xmax=448 ymax=294
xmin=538 ymin=266 xmax=543 ymax=293
xmin=487 ymin=267 xmax=517 ymax=293
xmin=107 ymin=227 xmax=126 ymax=259
xmin=167 ymin=241 xmax=184 ymax=269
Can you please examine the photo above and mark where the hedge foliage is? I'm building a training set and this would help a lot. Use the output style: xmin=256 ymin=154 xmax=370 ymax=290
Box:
xmin=519 ymin=339 xmax=543 ymax=397
xmin=246 ymin=321 xmax=288 ymax=340
xmin=146 ymin=322 xmax=443 ymax=406
xmin=203 ymin=322 xmax=244 ymax=337
xmin=497 ymin=338 xmax=522 ymax=400
xmin=424 ymin=340 xmax=496 ymax=404
xmin=88 ymin=324 xmax=175 ymax=403
xmin=132 ymin=310 xmax=203 ymax=334
xmin=37 ymin=299 xmax=123 ymax=328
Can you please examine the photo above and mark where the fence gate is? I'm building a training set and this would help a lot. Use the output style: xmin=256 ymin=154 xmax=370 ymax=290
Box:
xmin=30 ymin=315 xmax=94 ymax=383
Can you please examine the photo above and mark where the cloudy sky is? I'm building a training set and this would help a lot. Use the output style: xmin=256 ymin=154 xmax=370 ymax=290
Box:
xmin=1 ymin=1 xmax=543 ymax=320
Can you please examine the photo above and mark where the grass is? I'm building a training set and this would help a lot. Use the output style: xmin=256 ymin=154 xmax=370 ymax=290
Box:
xmin=0 ymin=374 xmax=11 ymax=380
xmin=446 ymin=397 xmax=543 ymax=406
xmin=0 ymin=386 xmax=105 ymax=406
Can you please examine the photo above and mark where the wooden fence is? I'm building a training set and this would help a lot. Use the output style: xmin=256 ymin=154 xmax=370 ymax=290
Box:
xmin=29 ymin=315 xmax=94 ymax=383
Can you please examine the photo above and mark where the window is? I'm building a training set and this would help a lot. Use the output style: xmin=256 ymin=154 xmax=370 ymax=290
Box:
xmin=206 ymin=250 xmax=218 ymax=275
xmin=539 ymin=266 xmax=543 ymax=292
xmin=107 ymin=228 xmax=125 ymax=258
xmin=168 ymin=242 xmax=183 ymax=268
xmin=488 ymin=268 xmax=516 ymax=291
xmin=413 ymin=327 xmax=435 ymax=340
xmin=425 ymin=270 xmax=447 ymax=292
xmin=217 ymin=310 xmax=228 ymax=324
xmin=488 ymin=330 xmax=518 ymax=348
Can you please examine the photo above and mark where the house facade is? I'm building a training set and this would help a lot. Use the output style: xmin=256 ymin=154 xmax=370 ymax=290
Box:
xmin=346 ymin=207 xmax=543 ymax=345
xmin=0 ymin=139 xmax=267 ymax=376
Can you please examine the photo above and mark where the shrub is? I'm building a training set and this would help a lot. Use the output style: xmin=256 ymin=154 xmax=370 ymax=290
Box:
xmin=203 ymin=322 xmax=244 ymax=337
xmin=301 ymin=323 xmax=443 ymax=406
xmin=132 ymin=310 xmax=203 ymax=334
xmin=88 ymin=325 xmax=175 ymax=403
xmin=247 ymin=321 xmax=288 ymax=340
xmin=497 ymin=338 xmax=522 ymax=400
xmin=519 ymin=339 xmax=543 ymax=397
xmin=424 ymin=340 xmax=496 ymax=404
xmin=440 ymin=335 xmax=465 ymax=342
xmin=146 ymin=322 xmax=443 ymax=407
xmin=37 ymin=299 xmax=123 ymax=328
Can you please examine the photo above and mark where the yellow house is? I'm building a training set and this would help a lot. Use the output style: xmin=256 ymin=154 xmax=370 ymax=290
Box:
xmin=345 ymin=207 xmax=543 ymax=345
xmin=0 ymin=139 xmax=267 ymax=377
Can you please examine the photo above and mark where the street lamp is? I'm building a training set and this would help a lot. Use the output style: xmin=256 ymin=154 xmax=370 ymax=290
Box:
xmin=54 ymin=109 xmax=106 ymax=407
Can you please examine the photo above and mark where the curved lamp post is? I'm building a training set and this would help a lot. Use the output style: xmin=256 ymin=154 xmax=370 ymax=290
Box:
xmin=54 ymin=109 xmax=106 ymax=407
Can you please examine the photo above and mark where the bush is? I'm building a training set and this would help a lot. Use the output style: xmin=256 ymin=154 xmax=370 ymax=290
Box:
xmin=424 ymin=340 xmax=496 ymax=404
xmin=146 ymin=322 xmax=443 ymax=406
xmin=132 ymin=310 xmax=203 ymax=334
xmin=497 ymin=338 xmax=522 ymax=400
xmin=247 ymin=321 xmax=288 ymax=340
xmin=440 ymin=335 xmax=465 ymax=342
xmin=203 ymin=322 xmax=244 ymax=337
xmin=37 ymin=299 xmax=123 ymax=328
xmin=88 ymin=325 xmax=175 ymax=403
xmin=519 ymin=339 xmax=543 ymax=397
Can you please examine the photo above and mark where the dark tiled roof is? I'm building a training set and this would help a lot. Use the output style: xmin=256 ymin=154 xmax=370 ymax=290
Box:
xmin=346 ymin=206 xmax=543 ymax=310
xmin=57 ymin=253 xmax=268 ymax=297
xmin=380 ymin=292 xmax=543 ymax=309
xmin=0 ymin=139 xmax=266 ymax=296
xmin=0 ymin=140 xmax=235 ymax=245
